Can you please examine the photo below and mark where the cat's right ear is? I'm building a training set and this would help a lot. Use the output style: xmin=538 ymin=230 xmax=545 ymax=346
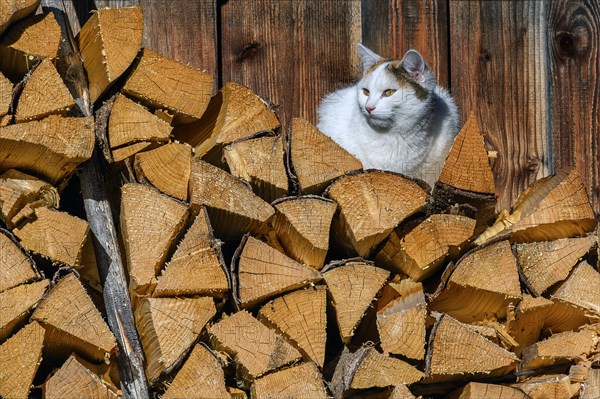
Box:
xmin=357 ymin=44 xmax=384 ymax=73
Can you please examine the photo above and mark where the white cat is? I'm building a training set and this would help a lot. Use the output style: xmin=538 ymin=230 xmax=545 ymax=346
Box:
xmin=317 ymin=44 xmax=459 ymax=188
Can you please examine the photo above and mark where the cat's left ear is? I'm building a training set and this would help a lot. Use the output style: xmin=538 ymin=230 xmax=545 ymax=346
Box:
xmin=357 ymin=44 xmax=384 ymax=73
xmin=401 ymin=50 xmax=426 ymax=84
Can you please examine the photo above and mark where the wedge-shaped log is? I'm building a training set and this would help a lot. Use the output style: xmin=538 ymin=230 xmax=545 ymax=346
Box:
xmin=290 ymin=118 xmax=363 ymax=194
xmin=174 ymin=82 xmax=280 ymax=163
xmin=515 ymin=374 xmax=579 ymax=399
xmin=0 ymin=115 xmax=94 ymax=184
xmin=376 ymin=279 xmax=427 ymax=360
xmin=15 ymin=58 xmax=74 ymax=122
xmin=0 ymin=321 xmax=44 ymax=399
xmin=0 ymin=72 xmax=13 ymax=119
xmin=326 ymin=170 xmax=428 ymax=257
xmin=376 ymin=214 xmax=475 ymax=281
xmin=0 ymin=12 xmax=61 ymax=80
xmin=331 ymin=346 xmax=423 ymax=399
xmin=44 ymin=355 xmax=118 ymax=399
xmin=250 ymin=362 xmax=328 ymax=399
xmin=108 ymin=94 xmax=172 ymax=149
xmin=235 ymin=236 xmax=321 ymax=308
xmin=0 ymin=0 xmax=39 ymax=35
xmin=0 ymin=279 xmax=47 ymax=341
xmin=450 ymin=382 xmax=528 ymax=399
xmin=123 ymin=48 xmax=213 ymax=124
xmin=425 ymin=313 xmax=519 ymax=382
xmin=429 ymin=239 xmax=521 ymax=322
xmin=134 ymin=142 xmax=192 ymax=201
xmin=190 ymin=159 xmax=275 ymax=239
xmin=0 ymin=229 xmax=38 ymax=293
xmin=14 ymin=207 xmax=89 ymax=266
xmin=78 ymin=6 xmax=143 ymax=103
xmin=506 ymin=294 xmax=553 ymax=357
xmin=223 ymin=133 xmax=288 ymax=202
xmin=476 ymin=168 xmax=596 ymax=244
xmin=162 ymin=344 xmax=229 ymax=399
xmin=323 ymin=260 xmax=389 ymax=344
xmin=154 ymin=208 xmax=229 ymax=297
xmin=272 ymin=196 xmax=337 ymax=270
xmin=581 ymin=368 xmax=600 ymax=399
xmin=120 ymin=183 xmax=188 ymax=296
xmin=521 ymin=329 xmax=597 ymax=371
xmin=31 ymin=273 xmax=116 ymax=362
xmin=258 ymin=286 xmax=327 ymax=367
xmin=516 ymin=235 xmax=596 ymax=295
xmin=135 ymin=296 xmax=216 ymax=384
xmin=206 ymin=310 xmax=302 ymax=385
xmin=111 ymin=141 xmax=155 ymax=162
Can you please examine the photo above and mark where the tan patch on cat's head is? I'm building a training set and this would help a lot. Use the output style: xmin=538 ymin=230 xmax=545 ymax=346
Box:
xmin=386 ymin=61 xmax=429 ymax=101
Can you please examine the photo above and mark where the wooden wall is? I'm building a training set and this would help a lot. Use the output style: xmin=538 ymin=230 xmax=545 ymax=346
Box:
xmin=65 ymin=0 xmax=599 ymax=214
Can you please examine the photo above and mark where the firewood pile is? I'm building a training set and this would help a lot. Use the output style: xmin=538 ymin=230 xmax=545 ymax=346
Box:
xmin=0 ymin=3 xmax=599 ymax=399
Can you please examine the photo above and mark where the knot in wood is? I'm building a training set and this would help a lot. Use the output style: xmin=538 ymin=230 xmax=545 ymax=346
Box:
xmin=239 ymin=42 xmax=261 ymax=61
xmin=478 ymin=51 xmax=492 ymax=63
xmin=555 ymin=27 xmax=589 ymax=59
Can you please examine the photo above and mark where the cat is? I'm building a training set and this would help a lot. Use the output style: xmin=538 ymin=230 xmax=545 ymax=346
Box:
xmin=317 ymin=44 xmax=459 ymax=188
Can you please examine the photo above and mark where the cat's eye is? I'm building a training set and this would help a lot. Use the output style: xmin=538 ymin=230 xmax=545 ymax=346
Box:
xmin=362 ymin=88 xmax=370 ymax=96
xmin=384 ymin=89 xmax=396 ymax=97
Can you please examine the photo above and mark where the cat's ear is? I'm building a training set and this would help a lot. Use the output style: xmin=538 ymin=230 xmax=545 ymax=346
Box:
xmin=357 ymin=44 xmax=384 ymax=73
xmin=401 ymin=50 xmax=426 ymax=84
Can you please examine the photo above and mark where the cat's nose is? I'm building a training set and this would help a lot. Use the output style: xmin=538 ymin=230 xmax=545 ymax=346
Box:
xmin=366 ymin=105 xmax=376 ymax=114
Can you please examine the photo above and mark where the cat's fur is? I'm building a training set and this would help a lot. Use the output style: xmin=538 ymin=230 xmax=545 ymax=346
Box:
xmin=317 ymin=44 xmax=459 ymax=188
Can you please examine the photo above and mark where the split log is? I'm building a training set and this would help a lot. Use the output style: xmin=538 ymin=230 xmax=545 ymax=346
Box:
xmin=520 ymin=329 xmax=597 ymax=371
xmin=0 ymin=321 xmax=45 ymax=399
xmin=44 ymin=354 xmax=119 ymax=399
xmin=476 ymin=168 xmax=596 ymax=244
xmin=0 ymin=12 xmax=61 ymax=80
xmin=0 ymin=71 xmax=13 ymax=119
xmin=223 ymin=133 xmax=288 ymax=202
xmin=122 ymin=48 xmax=213 ymax=124
xmin=206 ymin=310 xmax=302 ymax=386
xmin=0 ymin=0 xmax=39 ymax=35
xmin=449 ymin=382 xmax=528 ymax=399
xmin=15 ymin=58 xmax=74 ymax=122
xmin=250 ymin=362 xmax=328 ymax=399
xmin=234 ymin=236 xmax=321 ymax=308
xmin=352 ymin=385 xmax=417 ymax=399
xmin=154 ymin=208 xmax=229 ymax=297
xmin=271 ymin=195 xmax=337 ymax=270
xmin=0 ymin=279 xmax=48 ymax=341
xmin=31 ymin=273 xmax=116 ymax=362
xmin=289 ymin=118 xmax=362 ymax=195
xmin=112 ymin=141 xmax=155 ymax=162
xmin=326 ymin=170 xmax=428 ymax=257
xmin=581 ymin=368 xmax=600 ymax=399
xmin=134 ymin=142 xmax=192 ymax=201
xmin=258 ymin=286 xmax=327 ymax=367
xmin=0 ymin=229 xmax=39 ymax=292
xmin=134 ymin=296 xmax=216 ymax=384
xmin=120 ymin=183 xmax=189 ymax=297
xmin=515 ymin=374 xmax=579 ymax=399
xmin=506 ymin=294 xmax=553 ymax=357
xmin=323 ymin=260 xmax=389 ymax=344
xmin=375 ymin=214 xmax=476 ymax=281
xmin=189 ymin=159 xmax=275 ymax=240
xmin=77 ymin=6 xmax=143 ymax=103
xmin=173 ymin=81 xmax=280 ymax=163
xmin=0 ymin=115 xmax=95 ymax=184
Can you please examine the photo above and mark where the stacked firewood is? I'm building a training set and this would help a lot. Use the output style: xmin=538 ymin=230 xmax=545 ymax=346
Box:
xmin=0 ymin=2 xmax=598 ymax=399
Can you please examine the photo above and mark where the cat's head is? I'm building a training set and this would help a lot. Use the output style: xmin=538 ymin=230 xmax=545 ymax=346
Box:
xmin=356 ymin=44 xmax=436 ymax=129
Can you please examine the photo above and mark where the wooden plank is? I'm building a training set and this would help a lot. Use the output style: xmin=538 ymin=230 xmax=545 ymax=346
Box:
xmin=547 ymin=0 xmax=600 ymax=213
xmin=449 ymin=1 xmax=550 ymax=211
xmin=220 ymin=0 xmax=362 ymax=129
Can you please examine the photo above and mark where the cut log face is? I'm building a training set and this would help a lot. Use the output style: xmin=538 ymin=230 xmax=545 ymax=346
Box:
xmin=206 ymin=310 xmax=302 ymax=384
xmin=516 ymin=235 xmax=596 ymax=295
xmin=44 ymin=355 xmax=119 ymax=399
xmin=516 ymin=374 xmax=579 ymax=399
xmin=550 ymin=261 xmax=600 ymax=323
xmin=223 ymin=133 xmax=288 ymax=202
xmin=154 ymin=208 xmax=229 ymax=298
xmin=250 ymin=362 xmax=328 ymax=399
xmin=581 ymin=368 xmax=600 ymax=399
xmin=451 ymin=382 xmax=528 ymax=399
xmin=375 ymin=214 xmax=476 ymax=281
xmin=506 ymin=294 xmax=553 ymax=357
xmin=120 ymin=183 xmax=189 ymax=296
xmin=326 ymin=170 xmax=428 ymax=257
xmin=123 ymin=48 xmax=213 ymax=124
xmin=0 ymin=229 xmax=38 ymax=293
xmin=520 ymin=329 xmax=597 ymax=371
xmin=429 ymin=239 xmax=521 ymax=323
xmin=258 ymin=286 xmax=327 ymax=367
xmin=272 ymin=196 xmax=337 ymax=270
xmin=134 ymin=142 xmax=192 ymax=201
xmin=236 ymin=236 xmax=322 ymax=308
xmin=162 ymin=344 xmax=229 ymax=399
xmin=0 ymin=321 xmax=44 ymax=399
xmin=77 ymin=6 xmax=143 ymax=103
xmin=323 ymin=260 xmax=389 ymax=344
xmin=0 ymin=71 xmax=13 ymax=118
xmin=0 ymin=279 xmax=47 ymax=342
xmin=31 ymin=273 xmax=116 ymax=362
xmin=0 ymin=0 xmax=40 ymax=35
xmin=0 ymin=12 xmax=61 ymax=80
xmin=134 ymin=296 xmax=216 ymax=383
xmin=111 ymin=141 xmax=155 ymax=162
xmin=289 ymin=118 xmax=363 ymax=195
xmin=189 ymin=159 xmax=275 ymax=240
